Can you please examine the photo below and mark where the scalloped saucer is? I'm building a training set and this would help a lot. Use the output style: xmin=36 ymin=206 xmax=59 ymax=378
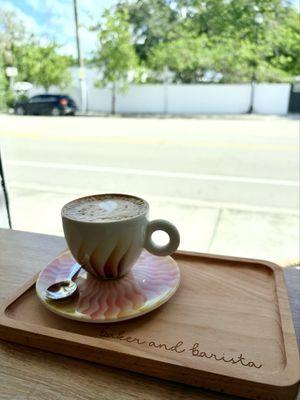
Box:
xmin=36 ymin=250 xmax=180 ymax=323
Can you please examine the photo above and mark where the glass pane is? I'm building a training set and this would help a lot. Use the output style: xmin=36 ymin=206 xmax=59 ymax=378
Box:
xmin=0 ymin=0 xmax=299 ymax=265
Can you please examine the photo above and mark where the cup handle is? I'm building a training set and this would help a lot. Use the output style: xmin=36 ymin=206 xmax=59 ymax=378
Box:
xmin=144 ymin=219 xmax=180 ymax=256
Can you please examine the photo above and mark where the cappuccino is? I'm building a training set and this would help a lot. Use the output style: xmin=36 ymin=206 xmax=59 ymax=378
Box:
xmin=62 ymin=194 xmax=148 ymax=223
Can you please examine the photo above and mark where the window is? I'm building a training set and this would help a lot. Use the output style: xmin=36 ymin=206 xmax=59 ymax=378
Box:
xmin=0 ymin=0 xmax=299 ymax=266
xmin=45 ymin=96 xmax=57 ymax=102
xmin=29 ymin=96 xmax=43 ymax=103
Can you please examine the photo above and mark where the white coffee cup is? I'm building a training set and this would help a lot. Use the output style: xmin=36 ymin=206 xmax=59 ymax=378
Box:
xmin=62 ymin=194 xmax=180 ymax=279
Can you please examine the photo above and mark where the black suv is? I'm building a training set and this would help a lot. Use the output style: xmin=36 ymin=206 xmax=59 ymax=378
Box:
xmin=14 ymin=94 xmax=77 ymax=116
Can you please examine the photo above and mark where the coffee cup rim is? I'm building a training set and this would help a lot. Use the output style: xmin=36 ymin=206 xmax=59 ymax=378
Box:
xmin=61 ymin=193 xmax=149 ymax=224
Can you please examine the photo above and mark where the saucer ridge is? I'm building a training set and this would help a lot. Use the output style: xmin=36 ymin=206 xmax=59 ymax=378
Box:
xmin=36 ymin=249 xmax=180 ymax=323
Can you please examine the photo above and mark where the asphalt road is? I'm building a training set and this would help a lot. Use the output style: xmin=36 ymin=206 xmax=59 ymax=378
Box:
xmin=0 ymin=114 xmax=299 ymax=211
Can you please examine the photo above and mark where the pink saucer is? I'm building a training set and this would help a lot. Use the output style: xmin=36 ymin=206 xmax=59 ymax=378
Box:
xmin=36 ymin=250 xmax=180 ymax=323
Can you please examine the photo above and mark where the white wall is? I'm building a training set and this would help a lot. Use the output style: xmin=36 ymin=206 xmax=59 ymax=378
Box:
xmin=84 ymin=69 xmax=111 ymax=113
xmin=116 ymin=85 xmax=165 ymax=113
xmin=167 ymin=84 xmax=251 ymax=114
xmin=26 ymin=68 xmax=291 ymax=115
xmin=253 ymin=83 xmax=290 ymax=115
xmin=86 ymin=86 xmax=111 ymax=112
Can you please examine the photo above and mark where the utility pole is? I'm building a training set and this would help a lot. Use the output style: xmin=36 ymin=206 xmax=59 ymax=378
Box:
xmin=248 ymin=11 xmax=264 ymax=114
xmin=73 ymin=0 xmax=87 ymax=113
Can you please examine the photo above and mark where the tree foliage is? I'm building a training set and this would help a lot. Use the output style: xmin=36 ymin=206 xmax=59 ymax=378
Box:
xmin=13 ymin=43 xmax=72 ymax=91
xmin=116 ymin=0 xmax=300 ymax=83
xmin=92 ymin=8 xmax=139 ymax=112
xmin=93 ymin=9 xmax=138 ymax=89
xmin=0 ymin=8 xmax=72 ymax=100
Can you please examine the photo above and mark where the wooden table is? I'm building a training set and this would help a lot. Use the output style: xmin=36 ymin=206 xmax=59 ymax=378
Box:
xmin=0 ymin=228 xmax=299 ymax=400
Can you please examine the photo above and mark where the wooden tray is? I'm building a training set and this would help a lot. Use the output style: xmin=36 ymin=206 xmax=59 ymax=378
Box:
xmin=0 ymin=251 xmax=299 ymax=400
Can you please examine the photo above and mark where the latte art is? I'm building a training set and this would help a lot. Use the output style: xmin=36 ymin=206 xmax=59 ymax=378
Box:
xmin=62 ymin=194 xmax=148 ymax=222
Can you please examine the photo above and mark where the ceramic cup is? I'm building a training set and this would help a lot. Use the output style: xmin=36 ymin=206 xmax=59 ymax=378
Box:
xmin=61 ymin=194 xmax=180 ymax=279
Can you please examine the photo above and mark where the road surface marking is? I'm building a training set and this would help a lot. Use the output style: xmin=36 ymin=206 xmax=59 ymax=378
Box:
xmin=7 ymin=160 xmax=299 ymax=187
xmin=0 ymin=131 xmax=297 ymax=152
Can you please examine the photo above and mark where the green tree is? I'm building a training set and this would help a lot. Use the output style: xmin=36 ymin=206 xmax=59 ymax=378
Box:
xmin=14 ymin=42 xmax=72 ymax=91
xmin=119 ymin=0 xmax=300 ymax=83
xmin=0 ymin=9 xmax=27 ymax=61
xmin=148 ymin=34 xmax=214 ymax=83
xmin=92 ymin=8 xmax=139 ymax=113
xmin=120 ymin=0 xmax=179 ymax=62
xmin=204 ymin=0 xmax=299 ymax=82
xmin=0 ymin=8 xmax=72 ymax=108
xmin=0 ymin=9 xmax=28 ymax=108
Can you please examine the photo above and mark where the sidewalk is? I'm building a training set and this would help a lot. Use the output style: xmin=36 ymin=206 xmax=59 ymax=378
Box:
xmin=9 ymin=185 xmax=299 ymax=266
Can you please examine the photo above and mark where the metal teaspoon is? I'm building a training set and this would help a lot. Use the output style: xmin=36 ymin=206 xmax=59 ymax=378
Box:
xmin=44 ymin=263 xmax=82 ymax=301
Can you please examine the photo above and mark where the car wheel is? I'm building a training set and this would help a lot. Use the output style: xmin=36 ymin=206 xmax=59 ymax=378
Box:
xmin=51 ymin=107 xmax=61 ymax=116
xmin=16 ymin=106 xmax=25 ymax=115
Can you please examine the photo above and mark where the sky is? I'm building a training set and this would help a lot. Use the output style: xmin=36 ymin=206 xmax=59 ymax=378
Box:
xmin=1 ymin=0 xmax=117 ymax=58
xmin=1 ymin=0 xmax=299 ymax=59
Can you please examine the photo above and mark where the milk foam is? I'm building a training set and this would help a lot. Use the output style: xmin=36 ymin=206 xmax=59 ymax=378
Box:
xmin=62 ymin=194 xmax=147 ymax=222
